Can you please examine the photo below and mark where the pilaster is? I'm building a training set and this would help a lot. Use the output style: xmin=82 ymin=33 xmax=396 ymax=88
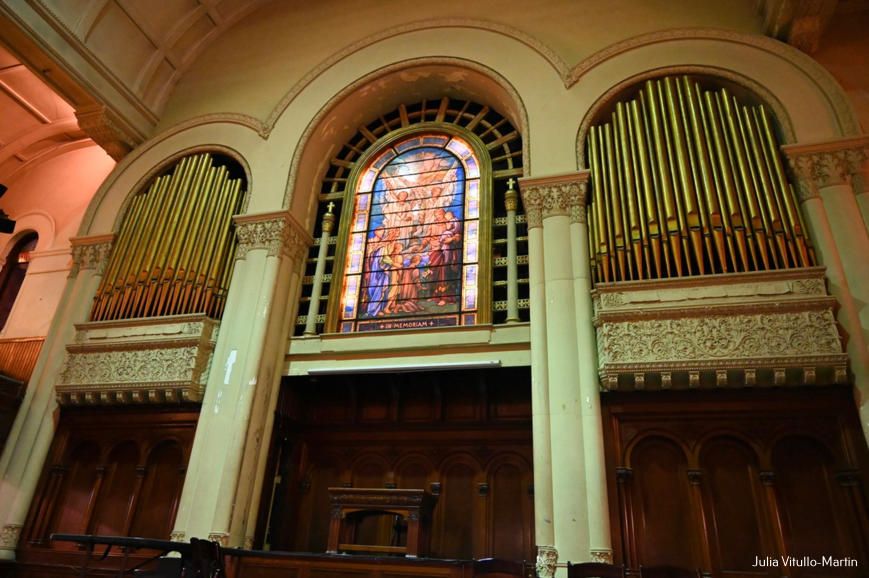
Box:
xmin=171 ymin=210 xmax=310 ymax=547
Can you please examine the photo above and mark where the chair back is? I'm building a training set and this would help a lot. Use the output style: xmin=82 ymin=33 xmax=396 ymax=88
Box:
xmin=567 ymin=562 xmax=625 ymax=577
xmin=639 ymin=566 xmax=701 ymax=578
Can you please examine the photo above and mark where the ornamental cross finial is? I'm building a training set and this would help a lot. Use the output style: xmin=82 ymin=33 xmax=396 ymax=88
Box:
xmin=326 ymin=201 xmax=335 ymax=214
xmin=507 ymin=177 xmax=516 ymax=191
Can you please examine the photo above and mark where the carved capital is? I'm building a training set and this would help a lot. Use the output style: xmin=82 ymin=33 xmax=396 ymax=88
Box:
xmin=75 ymin=104 xmax=139 ymax=161
xmin=590 ymin=549 xmax=614 ymax=564
xmin=207 ymin=532 xmax=229 ymax=546
xmin=536 ymin=545 xmax=558 ymax=578
xmin=169 ymin=531 xmax=186 ymax=542
xmin=69 ymin=234 xmax=115 ymax=278
xmin=783 ymin=136 xmax=869 ymax=201
xmin=233 ymin=211 xmax=312 ymax=261
xmin=519 ymin=171 xmax=590 ymax=229
xmin=0 ymin=524 xmax=22 ymax=549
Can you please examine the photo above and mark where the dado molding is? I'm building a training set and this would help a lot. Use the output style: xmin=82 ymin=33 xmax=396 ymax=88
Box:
xmin=519 ymin=171 xmax=589 ymax=228
xmin=56 ymin=314 xmax=218 ymax=404
xmin=593 ymin=267 xmax=848 ymax=390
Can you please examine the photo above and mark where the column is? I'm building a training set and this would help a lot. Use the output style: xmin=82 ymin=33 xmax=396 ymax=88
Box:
xmin=520 ymin=173 xmax=610 ymax=571
xmin=567 ymin=173 xmax=612 ymax=564
xmin=785 ymin=138 xmax=869 ymax=440
xmin=0 ymin=235 xmax=114 ymax=559
xmin=170 ymin=212 xmax=311 ymax=546
xmin=304 ymin=203 xmax=335 ymax=335
xmin=520 ymin=189 xmax=556 ymax=577
xmin=505 ymin=181 xmax=521 ymax=323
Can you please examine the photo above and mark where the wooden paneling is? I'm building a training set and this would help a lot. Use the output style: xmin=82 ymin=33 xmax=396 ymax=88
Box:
xmin=233 ymin=552 xmax=471 ymax=578
xmin=263 ymin=368 xmax=534 ymax=562
xmin=0 ymin=337 xmax=43 ymax=382
xmin=16 ymin=406 xmax=198 ymax=577
xmin=603 ymin=387 xmax=869 ymax=577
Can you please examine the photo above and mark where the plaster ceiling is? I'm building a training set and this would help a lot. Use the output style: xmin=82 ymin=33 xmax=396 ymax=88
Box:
xmin=0 ymin=43 xmax=85 ymax=184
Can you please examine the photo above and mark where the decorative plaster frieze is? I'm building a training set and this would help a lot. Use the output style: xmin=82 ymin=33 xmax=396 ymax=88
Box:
xmin=783 ymin=136 xmax=869 ymax=201
xmin=590 ymin=549 xmax=614 ymax=564
xmin=57 ymin=315 xmax=218 ymax=405
xmin=69 ymin=234 xmax=115 ymax=278
xmin=233 ymin=211 xmax=312 ymax=261
xmin=0 ymin=524 xmax=22 ymax=549
xmin=519 ymin=172 xmax=590 ymax=229
xmin=593 ymin=268 xmax=848 ymax=389
xmin=536 ymin=545 xmax=558 ymax=578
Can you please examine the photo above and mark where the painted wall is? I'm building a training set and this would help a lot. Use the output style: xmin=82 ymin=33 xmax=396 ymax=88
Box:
xmin=0 ymin=143 xmax=115 ymax=338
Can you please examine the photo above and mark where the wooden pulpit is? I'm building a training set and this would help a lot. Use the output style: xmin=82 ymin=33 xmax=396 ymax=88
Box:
xmin=326 ymin=488 xmax=436 ymax=558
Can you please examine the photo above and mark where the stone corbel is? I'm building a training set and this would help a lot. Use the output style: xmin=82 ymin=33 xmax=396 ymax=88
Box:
xmin=75 ymin=104 xmax=141 ymax=161
xmin=233 ymin=210 xmax=312 ymax=262
xmin=518 ymin=171 xmax=590 ymax=229
xmin=782 ymin=136 xmax=869 ymax=201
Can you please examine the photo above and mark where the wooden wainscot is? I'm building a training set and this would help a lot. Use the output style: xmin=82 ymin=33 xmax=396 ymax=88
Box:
xmin=327 ymin=488 xmax=437 ymax=558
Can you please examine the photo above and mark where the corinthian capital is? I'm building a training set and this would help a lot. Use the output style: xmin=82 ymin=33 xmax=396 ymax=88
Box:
xmin=233 ymin=211 xmax=312 ymax=261
xmin=518 ymin=171 xmax=590 ymax=229
xmin=69 ymin=233 xmax=115 ymax=278
xmin=782 ymin=136 xmax=869 ymax=201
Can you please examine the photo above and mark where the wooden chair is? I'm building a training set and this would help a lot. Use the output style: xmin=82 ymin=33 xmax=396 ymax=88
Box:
xmin=473 ymin=558 xmax=533 ymax=578
xmin=639 ymin=566 xmax=701 ymax=578
xmin=567 ymin=562 xmax=626 ymax=578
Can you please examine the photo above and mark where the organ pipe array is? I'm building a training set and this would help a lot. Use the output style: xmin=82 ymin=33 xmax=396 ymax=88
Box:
xmin=91 ymin=153 xmax=246 ymax=321
xmin=587 ymin=75 xmax=814 ymax=284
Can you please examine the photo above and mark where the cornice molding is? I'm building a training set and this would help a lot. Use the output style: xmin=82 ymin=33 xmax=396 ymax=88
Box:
xmin=518 ymin=171 xmax=590 ymax=228
xmin=233 ymin=210 xmax=312 ymax=261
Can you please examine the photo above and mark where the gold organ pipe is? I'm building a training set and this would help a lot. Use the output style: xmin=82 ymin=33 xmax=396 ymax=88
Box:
xmin=202 ymin=177 xmax=241 ymax=316
xmin=758 ymin=106 xmax=812 ymax=267
xmin=616 ymin=102 xmax=644 ymax=279
xmin=162 ymin=166 xmax=220 ymax=316
xmin=645 ymin=80 xmax=682 ymax=276
xmin=626 ymin=101 xmax=653 ymax=276
xmin=92 ymin=191 xmax=146 ymax=320
xmin=208 ymin=177 xmax=240 ymax=317
xmin=664 ymin=77 xmax=704 ymax=275
xmin=657 ymin=79 xmax=692 ymax=275
xmin=630 ymin=98 xmax=663 ymax=278
xmin=640 ymin=91 xmax=673 ymax=277
xmin=151 ymin=155 xmax=211 ymax=316
xmin=189 ymin=167 xmax=231 ymax=314
xmin=589 ymin=127 xmax=612 ymax=282
xmin=604 ymin=123 xmax=628 ymax=280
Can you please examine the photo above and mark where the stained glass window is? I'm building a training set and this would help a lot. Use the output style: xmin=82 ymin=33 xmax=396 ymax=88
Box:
xmin=339 ymin=133 xmax=481 ymax=332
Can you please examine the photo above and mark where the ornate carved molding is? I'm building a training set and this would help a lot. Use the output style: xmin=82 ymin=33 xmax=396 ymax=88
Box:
xmin=208 ymin=532 xmax=229 ymax=547
xmin=518 ymin=171 xmax=590 ymax=229
xmin=169 ymin=531 xmax=186 ymax=542
xmin=0 ymin=524 xmax=22 ymax=550
xmin=536 ymin=545 xmax=558 ymax=578
xmin=783 ymin=136 xmax=869 ymax=201
xmin=56 ymin=315 xmax=218 ymax=405
xmin=75 ymin=104 xmax=139 ymax=161
xmin=594 ymin=269 xmax=848 ymax=389
xmin=233 ymin=211 xmax=312 ymax=261
xmin=590 ymin=549 xmax=614 ymax=564
xmin=69 ymin=233 xmax=115 ymax=277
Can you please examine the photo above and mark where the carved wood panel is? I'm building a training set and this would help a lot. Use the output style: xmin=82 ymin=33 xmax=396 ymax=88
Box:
xmin=603 ymin=388 xmax=869 ymax=577
xmin=19 ymin=406 xmax=198 ymax=559
xmin=262 ymin=369 xmax=534 ymax=562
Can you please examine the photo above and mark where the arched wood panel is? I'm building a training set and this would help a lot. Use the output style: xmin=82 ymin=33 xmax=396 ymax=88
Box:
xmin=487 ymin=459 xmax=532 ymax=560
xmin=89 ymin=441 xmax=139 ymax=536
xmin=434 ymin=460 xmax=479 ymax=559
xmin=49 ymin=441 xmax=101 ymax=540
xmin=628 ymin=436 xmax=699 ymax=568
xmin=129 ymin=440 xmax=185 ymax=539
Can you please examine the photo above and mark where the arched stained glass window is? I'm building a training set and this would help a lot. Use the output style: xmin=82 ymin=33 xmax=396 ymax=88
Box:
xmin=338 ymin=133 xmax=482 ymax=332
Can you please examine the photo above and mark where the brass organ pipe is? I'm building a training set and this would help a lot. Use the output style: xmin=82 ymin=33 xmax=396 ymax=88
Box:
xmin=758 ymin=106 xmax=812 ymax=267
xmin=92 ymin=191 xmax=146 ymax=319
xmin=209 ymin=178 xmax=242 ymax=317
xmin=115 ymin=173 xmax=173 ymax=319
xmin=742 ymin=105 xmax=788 ymax=268
xmin=626 ymin=101 xmax=653 ymax=276
xmin=704 ymin=91 xmax=750 ymax=271
xmin=685 ymin=78 xmax=728 ymax=273
xmin=589 ymin=127 xmax=612 ymax=282
xmin=732 ymin=96 xmax=778 ymax=269
xmin=665 ymin=77 xmax=705 ymax=275
xmin=630 ymin=98 xmax=663 ymax=278
xmin=718 ymin=91 xmax=764 ymax=270
xmin=130 ymin=157 xmax=195 ymax=318
xmin=639 ymin=91 xmax=673 ymax=277
xmin=616 ymin=102 xmax=644 ymax=279
xmin=195 ymin=171 xmax=234 ymax=314
xmin=604 ymin=124 xmax=628 ymax=280
xmin=202 ymin=178 xmax=241 ymax=316
xmin=150 ymin=155 xmax=210 ymax=316
xmin=645 ymin=81 xmax=682 ymax=276
xmin=190 ymin=167 xmax=230 ymax=313
xmin=163 ymin=166 xmax=220 ymax=316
